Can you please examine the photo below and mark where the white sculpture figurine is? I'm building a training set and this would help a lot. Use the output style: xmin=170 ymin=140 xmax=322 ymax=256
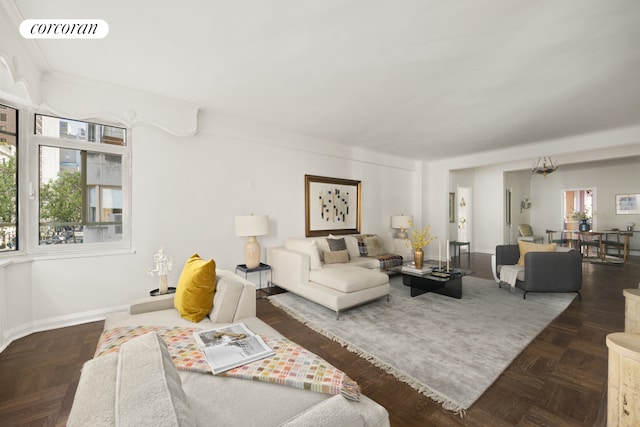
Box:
xmin=148 ymin=246 xmax=173 ymax=294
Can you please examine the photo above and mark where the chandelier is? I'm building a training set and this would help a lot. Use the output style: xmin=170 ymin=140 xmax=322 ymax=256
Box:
xmin=531 ymin=156 xmax=558 ymax=177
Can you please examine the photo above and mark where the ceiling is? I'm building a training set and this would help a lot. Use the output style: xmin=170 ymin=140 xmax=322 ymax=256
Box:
xmin=11 ymin=0 xmax=640 ymax=160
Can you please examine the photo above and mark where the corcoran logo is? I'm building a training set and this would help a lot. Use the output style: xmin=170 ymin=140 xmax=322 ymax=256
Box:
xmin=19 ymin=19 xmax=109 ymax=39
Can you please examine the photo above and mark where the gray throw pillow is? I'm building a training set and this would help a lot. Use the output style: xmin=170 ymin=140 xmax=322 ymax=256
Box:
xmin=327 ymin=237 xmax=347 ymax=251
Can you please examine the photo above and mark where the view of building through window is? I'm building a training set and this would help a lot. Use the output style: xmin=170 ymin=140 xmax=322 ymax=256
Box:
xmin=0 ymin=103 xmax=17 ymax=252
xmin=36 ymin=114 xmax=125 ymax=245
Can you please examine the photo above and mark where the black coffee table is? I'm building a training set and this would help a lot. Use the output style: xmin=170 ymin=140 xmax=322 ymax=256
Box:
xmin=402 ymin=268 xmax=464 ymax=299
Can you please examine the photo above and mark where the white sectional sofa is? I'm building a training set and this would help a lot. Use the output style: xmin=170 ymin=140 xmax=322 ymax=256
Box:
xmin=68 ymin=269 xmax=389 ymax=427
xmin=267 ymin=233 xmax=412 ymax=319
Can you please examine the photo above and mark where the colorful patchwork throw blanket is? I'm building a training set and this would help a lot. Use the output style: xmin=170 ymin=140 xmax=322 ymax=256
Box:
xmin=95 ymin=326 xmax=360 ymax=401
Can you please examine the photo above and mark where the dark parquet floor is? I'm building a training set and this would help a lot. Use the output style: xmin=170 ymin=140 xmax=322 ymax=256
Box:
xmin=1 ymin=253 xmax=638 ymax=426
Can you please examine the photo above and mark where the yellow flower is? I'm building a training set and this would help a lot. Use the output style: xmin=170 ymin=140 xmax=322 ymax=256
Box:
xmin=402 ymin=219 xmax=436 ymax=250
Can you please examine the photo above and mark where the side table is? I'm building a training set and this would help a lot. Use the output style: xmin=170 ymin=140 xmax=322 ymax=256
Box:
xmin=150 ymin=287 xmax=176 ymax=297
xmin=449 ymin=241 xmax=470 ymax=264
xmin=235 ymin=263 xmax=272 ymax=298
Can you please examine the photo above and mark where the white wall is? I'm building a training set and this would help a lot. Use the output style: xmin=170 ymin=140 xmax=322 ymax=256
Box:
xmin=506 ymin=170 xmax=535 ymax=243
xmin=0 ymin=79 xmax=418 ymax=350
xmin=431 ymin=127 xmax=640 ymax=257
xmin=2 ymin=24 xmax=640 ymax=350
xmin=530 ymin=157 xmax=640 ymax=250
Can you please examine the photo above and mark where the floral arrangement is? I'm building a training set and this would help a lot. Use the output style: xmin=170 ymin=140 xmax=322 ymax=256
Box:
xmin=571 ymin=211 xmax=591 ymax=221
xmin=402 ymin=219 xmax=436 ymax=250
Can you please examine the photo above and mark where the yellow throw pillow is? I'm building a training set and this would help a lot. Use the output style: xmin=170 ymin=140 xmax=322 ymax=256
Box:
xmin=517 ymin=241 xmax=557 ymax=266
xmin=174 ymin=254 xmax=217 ymax=322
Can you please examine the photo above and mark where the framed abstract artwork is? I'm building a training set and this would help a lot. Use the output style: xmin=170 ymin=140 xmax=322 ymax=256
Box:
xmin=305 ymin=175 xmax=361 ymax=237
xmin=616 ymin=193 xmax=640 ymax=215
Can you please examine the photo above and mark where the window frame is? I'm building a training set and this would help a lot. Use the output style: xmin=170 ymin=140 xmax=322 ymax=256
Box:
xmin=0 ymin=103 xmax=18 ymax=253
xmin=15 ymin=109 xmax=132 ymax=256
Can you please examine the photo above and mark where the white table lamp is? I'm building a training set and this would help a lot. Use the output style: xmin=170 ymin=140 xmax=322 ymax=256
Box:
xmin=235 ymin=214 xmax=269 ymax=269
xmin=391 ymin=215 xmax=413 ymax=239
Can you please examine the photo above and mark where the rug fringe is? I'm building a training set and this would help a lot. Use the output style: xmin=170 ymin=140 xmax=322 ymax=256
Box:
xmin=268 ymin=297 xmax=467 ymax=417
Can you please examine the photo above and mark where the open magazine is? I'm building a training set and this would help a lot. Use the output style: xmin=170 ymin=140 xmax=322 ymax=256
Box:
xmin=193 ymin=322 xmax=275 ymax=374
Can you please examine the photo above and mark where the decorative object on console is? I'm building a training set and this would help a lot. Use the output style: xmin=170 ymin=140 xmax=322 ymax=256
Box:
xmin=391 ymin=214 xmax=412 ymax=239
xmin=571 ymin=211 xmax=591 ymax=232
xmin=403 ymin=219 xmax=436 ymax=270
xmin=627 ymin=222 xmax=636 ymax=231
xmin=147 ymin=246 xmax=173 ymax=295
xmin=531 ymin=156 xmax=558 ymax=177
xmin=305 ymin=175 xmax=361 ymax=237
xmin=235 ymin=214 xmax=269 ymax=269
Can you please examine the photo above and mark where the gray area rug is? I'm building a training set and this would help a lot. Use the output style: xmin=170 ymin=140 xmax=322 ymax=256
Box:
xmin=268 ymin=275 xmax=575 ymax=415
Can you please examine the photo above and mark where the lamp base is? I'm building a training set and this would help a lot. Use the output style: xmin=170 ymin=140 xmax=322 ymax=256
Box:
xmin=245 ymin=236 xmax=261 ymax=269
xmin=394 ymin=229 xmax=408 ymax=239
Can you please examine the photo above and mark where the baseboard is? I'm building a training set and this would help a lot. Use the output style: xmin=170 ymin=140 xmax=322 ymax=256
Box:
xmin=0 ymin=304 xmax=127 ymax=353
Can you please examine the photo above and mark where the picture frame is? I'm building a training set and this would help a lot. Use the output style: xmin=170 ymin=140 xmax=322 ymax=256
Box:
xmin=449 ymin=193 xmax=455 ymax=223
xmin=305 ymin=175 xmax=361 ymax=237
xmin=615 ymin=193 xmax=640 ymax=215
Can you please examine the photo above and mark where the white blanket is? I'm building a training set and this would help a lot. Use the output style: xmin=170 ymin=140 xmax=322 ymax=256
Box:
xmin=500 ymin=265 xmax=524 ymax=290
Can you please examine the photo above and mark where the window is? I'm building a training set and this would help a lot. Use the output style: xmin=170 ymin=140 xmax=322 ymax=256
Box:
xmin=0 ymin=104 xmax=17 ymax=252
xmin=34 ymin=114 xmax=128 ymax=248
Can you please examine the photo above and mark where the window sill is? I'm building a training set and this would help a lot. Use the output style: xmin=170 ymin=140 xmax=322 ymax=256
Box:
xmin=0 ymin=248 xmax=136 ymax=266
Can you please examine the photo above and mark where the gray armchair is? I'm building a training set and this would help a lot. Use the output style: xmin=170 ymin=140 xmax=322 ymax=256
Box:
xmin=494 ymin=244 xmax=582 ymax=300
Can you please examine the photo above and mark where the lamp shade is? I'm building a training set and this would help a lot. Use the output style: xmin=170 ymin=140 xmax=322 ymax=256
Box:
xmin=235 ymin=215 xmax=269 ymax=237
xmin=391 ymin=215 xmax=412 ymax=229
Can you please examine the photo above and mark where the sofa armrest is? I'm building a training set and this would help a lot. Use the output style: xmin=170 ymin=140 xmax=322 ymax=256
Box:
xmin=129 ymin=293 xmax=175 ymax=315
xmin=210 ymin=270 xmax=256 ymax=323
xmin=267 ymin=247 xmax=310 ymax=288
xmin=496 ymin=245 xmax=520 ymax=266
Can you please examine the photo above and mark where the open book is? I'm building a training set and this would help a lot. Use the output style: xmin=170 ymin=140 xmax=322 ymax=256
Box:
xmin=193 ymin=322 xmax=275 ymax=374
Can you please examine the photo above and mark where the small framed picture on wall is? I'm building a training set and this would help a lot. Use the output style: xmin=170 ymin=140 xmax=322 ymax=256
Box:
xmin=616 ymin=193 xmax=640 ymax=215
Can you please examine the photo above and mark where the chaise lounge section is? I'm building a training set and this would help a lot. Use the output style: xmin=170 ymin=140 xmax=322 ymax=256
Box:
xmin=267 ymin=234 xmax=410 ymax=318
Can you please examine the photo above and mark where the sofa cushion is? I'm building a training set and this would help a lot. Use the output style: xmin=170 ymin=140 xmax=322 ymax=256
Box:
xmin=309 ymin=266 xmax=388 ymax=293
xmin=324 ymin=249 xmax=350 ymax=264
xmin=363 ymin=235 xmax=386 ymax=256
xmin=344 ymin=236 xmax=361 ymax=259
xmin=517 ymin=241 xmax=557 ymax=266
xmin=174 ymin=254 xmax=217 ymax=322
xmin=117 ymin=332 xmax=195 ymax=427
xmin=327 ymin=237 xmax=348 ymax=251
xmin=285 ymin=238 xmax=322 ymax=270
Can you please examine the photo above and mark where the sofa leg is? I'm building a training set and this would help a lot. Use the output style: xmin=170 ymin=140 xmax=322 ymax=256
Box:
xmin=336 ymin=311 xmax=340 ymax=320
xmin=576 ymin=291 xmax=582 ymax=301
xmin=387 ymin=295 xmax=390 ymax=302
xmin=523 ymin=291 xmax=527 ymax=300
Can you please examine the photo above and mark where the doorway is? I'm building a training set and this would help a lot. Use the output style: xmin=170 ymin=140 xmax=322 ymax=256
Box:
xmin=562 ymin=188 xmax=596 ymax=230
